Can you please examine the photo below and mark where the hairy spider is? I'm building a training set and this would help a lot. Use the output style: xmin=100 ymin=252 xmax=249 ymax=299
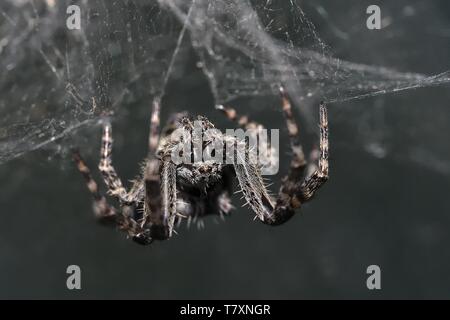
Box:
xmin=73 ymin=87 xmax=329 ymax=245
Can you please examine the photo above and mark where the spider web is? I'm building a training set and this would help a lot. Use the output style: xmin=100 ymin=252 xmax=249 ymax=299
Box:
xmin=0 ymin=0 xmax=449 ymax=173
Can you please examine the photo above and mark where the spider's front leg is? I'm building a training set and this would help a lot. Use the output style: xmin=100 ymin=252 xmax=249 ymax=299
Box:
xmin=272 ymin=89 xmax=329 ymax=217
xmin=148 ymin=97 xmax=161 ymax=156
xmin=298 ymin=103 xmax=329 ymax=201
xmin=97 ymin=120 xmax=152 ymax=242
xmin=98 ymin=121 xmax=142 ymax=203
xmin=234 ymin=91 xmax=329 ymax=225
xmin=140 ymin=97 xmax=179 ymax=241
xmin=142 ymin=158 xmax=177 ymax=240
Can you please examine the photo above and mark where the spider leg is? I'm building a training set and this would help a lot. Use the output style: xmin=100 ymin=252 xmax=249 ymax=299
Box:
xmin=118 ymin=205 xmax=153 ymax=245
xmin=234 ymin=150 xmax=275 ymax=222
xmin=73 ymin=147 xmax=153 ymax=244
xmin=98 ymin=121 xmax=147 ymax=205
xmin=161 ymin=160 xmax=177 ymax=236
xmin=98 ymin=122 xmax=135 ymax=203
xmin=137 ymin=96 xmax=162 ymax=230
xmin=279 ymin=86 xmax=307 ymax=179
xmin=233 ymin=100 xmax=329 ymax=225
xmin=141 ymin=105 xmax=180 ymax=240
xmin=148 ymin=96 xmax=161 ymax=156
xmin=298 ymin=102 xmax=329 ymax=202
xmin=142 ymin=158 xmax=177 ymax=240
xmin=216 ymin=105 xmax=264 ymax=130
xmin=304 ymin=147 xmax=320 ymax=179
xmin=217 ymin=103 xmax=280 ymax=174
xmin=72 ymin=149 xmax=116 ymax=224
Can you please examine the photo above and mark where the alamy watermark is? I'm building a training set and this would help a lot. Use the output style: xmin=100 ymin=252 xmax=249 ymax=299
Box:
xmin=168 ymin=120 xmax=280 ymax=175
xmin=66 ymin=5 xmax=81 ymax=30
xmin=366 ymin=265 xmax=381 ymax=290
xmin=66 ymin=265 xmax=81 ymax=290
xmin=366 ymin=5 xmax=381 ymax=30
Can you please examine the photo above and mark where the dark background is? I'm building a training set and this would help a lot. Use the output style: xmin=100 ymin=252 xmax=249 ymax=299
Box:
xmin=0 ymin=0 xmax=450 ymax=299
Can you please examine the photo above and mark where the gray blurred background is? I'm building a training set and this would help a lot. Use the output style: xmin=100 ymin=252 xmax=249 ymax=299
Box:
xmin=0 ymin=0 xmax=450 ymax=299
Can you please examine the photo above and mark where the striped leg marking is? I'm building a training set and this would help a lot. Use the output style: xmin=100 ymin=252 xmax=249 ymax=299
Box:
xmin=279 ymin=86 xmax=307 ymax=176
xmin=72 ymin=150 xmax=116 ymax=223
xmin=299 ymin=102 xmax=329 ymax=201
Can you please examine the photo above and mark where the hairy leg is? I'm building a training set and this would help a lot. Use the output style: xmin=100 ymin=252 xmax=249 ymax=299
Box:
xmin=142 ymin=102 xmax=180 ymax=240
xmin=298 ymin=102 xmax=329 ymax=201
xmin=234 ymin=96 xmax=329 ymax=225
xmin=216 ymin=105 xmax=264 ymax=130
xmin=148 ymin=97 xmax=161 ymax=156
xmin=73 ymin=149 xmax=152 ymax=244
xmin=279 ymin=86 xmax=307 ymax=180
xmin=98 ymin=122 xmax=134 ymax=202
xmin=217 ymin=101 xmax=279 ymax=175
xmin=72 ymin=149 xmax=116 ymax=224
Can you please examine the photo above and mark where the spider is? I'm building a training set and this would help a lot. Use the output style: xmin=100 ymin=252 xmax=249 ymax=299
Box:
xmin=72 ymin=87 xmax=329 ymax=245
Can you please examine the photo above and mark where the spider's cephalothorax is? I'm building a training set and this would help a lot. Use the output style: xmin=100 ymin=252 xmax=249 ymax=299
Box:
xmin=73 ymin=88 xmax=329 ymax=245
